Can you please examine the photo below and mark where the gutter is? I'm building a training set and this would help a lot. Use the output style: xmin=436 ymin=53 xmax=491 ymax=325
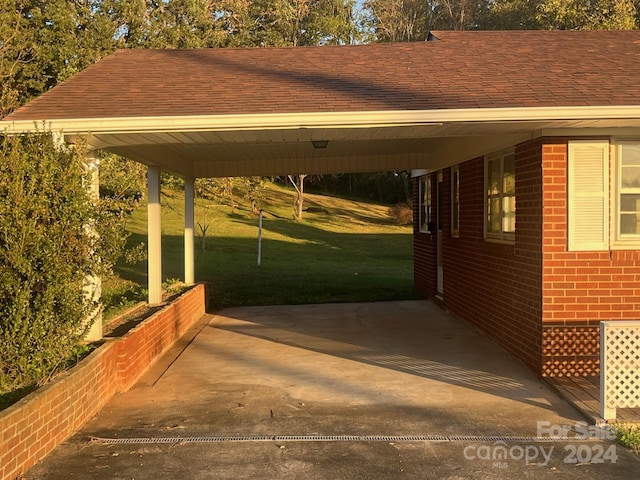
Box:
xmin=2 ymin=106 xmax=640 ymax=136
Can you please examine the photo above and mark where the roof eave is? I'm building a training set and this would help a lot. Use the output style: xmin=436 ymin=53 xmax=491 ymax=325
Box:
xmin=3 ymin=106 xmax=640 ymax=136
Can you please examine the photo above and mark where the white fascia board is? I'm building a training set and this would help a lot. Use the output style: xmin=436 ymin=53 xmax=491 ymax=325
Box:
xmin=540 ymin=127 xmax=640 ymax=137
xmin=2 ymin=105 xmax=640 ymax=135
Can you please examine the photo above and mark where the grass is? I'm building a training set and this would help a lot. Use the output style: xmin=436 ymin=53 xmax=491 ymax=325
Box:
xmin=111 ymin=182 xmax=417 ymax=310
xmin=101 ymin=274 xmax=146 ymax=321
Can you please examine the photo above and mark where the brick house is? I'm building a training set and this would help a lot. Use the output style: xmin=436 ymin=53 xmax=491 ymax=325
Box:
xmin=3 ymin=30 xmax=640 ymax=376
xmin=408 ymin=34 xmax=640 ymax=378
xmin=413 ymin=138 xmax=640 ymax=377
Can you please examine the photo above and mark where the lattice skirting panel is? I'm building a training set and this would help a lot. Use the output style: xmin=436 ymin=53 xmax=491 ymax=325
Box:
xmin=600 ymin=321 xmax=640 ymax=421
xmin=541 ymin=323 xmax=600 ymax=377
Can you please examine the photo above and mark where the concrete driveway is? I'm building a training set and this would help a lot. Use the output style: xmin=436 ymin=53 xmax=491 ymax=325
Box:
xmin=26 ymin=301 xmax=640 ymax=479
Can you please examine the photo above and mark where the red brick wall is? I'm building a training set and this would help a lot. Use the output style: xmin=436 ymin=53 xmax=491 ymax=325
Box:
xmin=0 ymin=284 xmax=206 ymax=480
xmin=541 ymin=140 xmax=640 ymax=376
xmin=413 ymin=140 xmax=544 ymax=373
xmin=414 ymin=137 xmax=640 ymax=377
xmin=413 ymin=172 xmax=437 ymax=298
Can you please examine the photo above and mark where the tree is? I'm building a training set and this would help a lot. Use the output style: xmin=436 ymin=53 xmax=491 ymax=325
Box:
xmin=365 ymin=0 xmax=638 ymax=40
xmin=0 ymin=4 xmax=26 ymax=116
xmin=435 ymin=0 xmax=489 ymax=30
xmin=242 ymin=176 xmax=265 ymax=214
xmin=97 ymin=154 xmax=147 ymax=270
xmin=99 ymin=0 xmax=156 ymax=48
xmin=0 ymin=0 xmax=114 ymax=118
xmin=262 ymin=0 xmax=355 ymax=46
xmin=0 ymin=132 xmax=99 ymax=392
xmin=363 ymin=0 xmax=492 ymax=41
xmin=479 ymin=0 xmax=638 ymax=29
xmin=147 ymin=0 xmax=224 ymax=48
xmin=537 ymin=0 xmax=637 ymax=29
xmin=288 ymin=174 xmax=307 ymax=221
xmin=477 ymin=0 xmax=541 ymax=29
xmin=196 ymin=212 xmax=211 ymax=251
xmin=363 ymin=0 xmax=431 ymax=41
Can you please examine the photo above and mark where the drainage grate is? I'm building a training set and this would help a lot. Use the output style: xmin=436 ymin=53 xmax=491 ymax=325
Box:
xmin=91 ymin=434 xmax=604 ymax=446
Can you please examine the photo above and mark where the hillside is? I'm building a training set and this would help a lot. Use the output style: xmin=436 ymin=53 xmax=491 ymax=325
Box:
xmin=106 ymin=181 xmax=416 ymax=314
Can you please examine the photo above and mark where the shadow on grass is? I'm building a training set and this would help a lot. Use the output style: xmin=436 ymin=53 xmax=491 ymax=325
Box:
xmin=241 ymin=217 xmax=403 ymax=245
xmin=262 ymin=200 xmax=396 ymax=227
xmin=115 ymin=219 xmax=415 ymax=309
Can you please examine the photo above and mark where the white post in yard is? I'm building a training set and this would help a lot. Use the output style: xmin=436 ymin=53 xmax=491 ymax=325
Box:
xmin=147 ymin=166 xmax=163 ymax=305
xmin=257 ymin=209 xmax=263 ymax=266
xmin=184 ymin=176 xmax=195 ymax=285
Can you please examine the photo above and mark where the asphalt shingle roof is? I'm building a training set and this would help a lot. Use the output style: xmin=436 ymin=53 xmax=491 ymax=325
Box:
xmin=6 ymin=30 xmax=640 ymax=121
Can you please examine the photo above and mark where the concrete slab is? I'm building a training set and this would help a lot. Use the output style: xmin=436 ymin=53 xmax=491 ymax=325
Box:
xmin=25 ymin=301 xmax=640 ymax=479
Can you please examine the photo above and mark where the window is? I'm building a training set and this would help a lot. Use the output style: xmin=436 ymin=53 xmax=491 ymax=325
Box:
xmin=451 ymin=166 xmax=460 ymax=237
xmin=614 ymin=142 xmax=640 ymax=246
xmin=419 ymin=175 xmax=432 ymax=233
xmin=485 ymin=150 xmax=515 ymax=243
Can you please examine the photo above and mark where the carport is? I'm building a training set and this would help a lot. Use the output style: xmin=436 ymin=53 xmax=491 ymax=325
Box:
xmin=3 ymin=31 xmax=640 ymax=343
xmin=6 ymin=31 xmax=640 ymax=478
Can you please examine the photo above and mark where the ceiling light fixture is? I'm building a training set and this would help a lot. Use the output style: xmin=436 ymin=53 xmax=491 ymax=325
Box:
xmin=312 ymin=140 xmax=329 ymax=149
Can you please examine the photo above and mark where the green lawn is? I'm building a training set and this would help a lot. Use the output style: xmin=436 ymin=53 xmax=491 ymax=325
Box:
xmin=109 ymin=182 xmax=417 ymax=312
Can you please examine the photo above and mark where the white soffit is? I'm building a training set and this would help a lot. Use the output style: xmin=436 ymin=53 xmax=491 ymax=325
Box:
xmin=3 ymin=106 xmax=639 ymax=177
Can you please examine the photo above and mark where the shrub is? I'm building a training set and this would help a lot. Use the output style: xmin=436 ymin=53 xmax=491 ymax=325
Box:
xmin=614 ymin=423 xmax=640 ymax=453
xmin=0 ymin=132 xmax=98 ymax=393
xmin=96 ymin=154 xmax=147 ymax=273
xmin=388 ymin=203 xmax=413 ymax=225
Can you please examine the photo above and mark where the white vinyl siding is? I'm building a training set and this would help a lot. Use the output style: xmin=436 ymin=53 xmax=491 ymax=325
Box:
xmin=568 ymin=140 xmax=609 ymax=251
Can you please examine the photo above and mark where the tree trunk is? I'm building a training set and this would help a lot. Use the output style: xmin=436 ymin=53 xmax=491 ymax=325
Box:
xmin=197 ymin=222 xmax=209 ymax=251
xmin=288 ymin=174 xmax=306 ymax=222
xmin=223 ymin=178 xmax=236 ymax=214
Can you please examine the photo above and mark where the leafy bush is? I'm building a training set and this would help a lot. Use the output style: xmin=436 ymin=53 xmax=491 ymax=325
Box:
xmin=388 ymin=203 xmax=413 ymax=225
xmin=96 ymin=154 xmax=146 ymax=273
xmin=0 ymin=132 xmax=98 ymax=393
xmin=614 ymin=423 xmax=640 ymax=453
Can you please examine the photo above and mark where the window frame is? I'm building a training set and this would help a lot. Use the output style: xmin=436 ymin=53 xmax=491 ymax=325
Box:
xmin=484 ymin=148 xmax=516 ymax=244
xmin=612 ymin=139 xmax=640 ymax=249
xmin=418 ymin=175 xmax=432 ymax=234
xmin=451 ymin=165 xmax=460 ymax=237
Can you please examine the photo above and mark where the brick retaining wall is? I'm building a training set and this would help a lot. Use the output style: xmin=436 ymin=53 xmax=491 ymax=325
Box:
xmin=0 ymin=283 xmax=206 ymax=480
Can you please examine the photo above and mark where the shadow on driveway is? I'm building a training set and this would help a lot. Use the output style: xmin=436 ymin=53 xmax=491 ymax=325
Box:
xmin=26 ymin=301 xmax=640 ymax=479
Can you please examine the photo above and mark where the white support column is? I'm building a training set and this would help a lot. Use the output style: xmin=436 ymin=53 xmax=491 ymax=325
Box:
xmin=147 ymin=166 xmax=163 ymax=305
xmin=83 ymin=150 xmax=102 ymax=341
xmin=184 ymin=176 xmax=195 ymax=285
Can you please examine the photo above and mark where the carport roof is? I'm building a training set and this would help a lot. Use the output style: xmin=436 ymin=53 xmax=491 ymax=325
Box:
xmin=3 ymin=30 xmax=640 ymax=178
xmin=5 ymin=30 xmax=640 ymax=121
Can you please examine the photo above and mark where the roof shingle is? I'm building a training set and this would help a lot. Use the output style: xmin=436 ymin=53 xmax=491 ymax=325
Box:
xmin=6 ymin=30 xmax=640 ymax=121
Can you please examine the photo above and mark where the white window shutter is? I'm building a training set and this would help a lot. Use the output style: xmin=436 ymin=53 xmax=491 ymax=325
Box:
xmin=568 ymin=141 xmax=609 ymax=251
